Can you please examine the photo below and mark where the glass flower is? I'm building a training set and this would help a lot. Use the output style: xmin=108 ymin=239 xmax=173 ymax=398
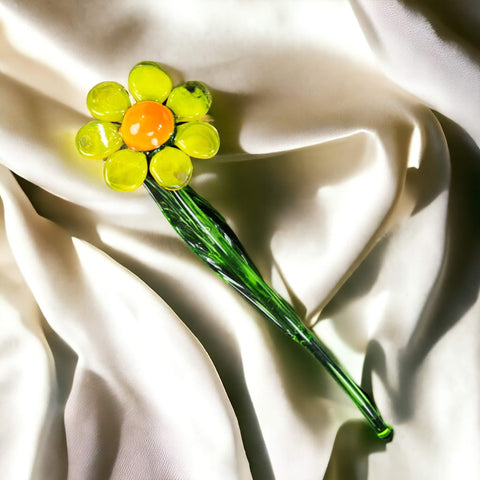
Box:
xmin=75 ymin=61 xmax=220 ymax=192
xmin=74 ymin=62 xmax=394 ymax=442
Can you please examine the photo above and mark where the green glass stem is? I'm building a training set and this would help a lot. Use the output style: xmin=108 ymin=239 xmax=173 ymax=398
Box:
xmin=144 ymin=175 xmax=393 ymax=442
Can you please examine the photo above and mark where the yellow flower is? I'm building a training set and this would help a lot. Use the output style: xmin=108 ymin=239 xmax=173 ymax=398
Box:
xmin=75 ymin=61 xmax=220 ymax=192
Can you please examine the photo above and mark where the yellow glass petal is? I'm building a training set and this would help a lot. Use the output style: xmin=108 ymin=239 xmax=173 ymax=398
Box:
xmin=75 ymin=121 xmax=123 ymax=159
xmin=86 ymin=81 xmax=131 ymax=122
xmin=150 ymin=146 xmax=193 ymax=190
xmin=166 ymin=81 xmax=212 ymax=121
xmin=174 ymin=122 xmax=220 ymax=159
xmin=103 ymin=149 xmax=148 ymax=192
xmin=128 ymin=61 xmax=172 ymax=103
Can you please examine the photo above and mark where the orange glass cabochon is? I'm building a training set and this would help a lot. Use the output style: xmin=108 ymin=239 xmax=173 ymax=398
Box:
xmin=120 ymin=101 xmax=175 ymax=151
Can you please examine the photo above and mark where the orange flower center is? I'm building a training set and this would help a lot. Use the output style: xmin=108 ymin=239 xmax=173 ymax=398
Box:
xmin=120 ymin=101 xmax=175 ymax=151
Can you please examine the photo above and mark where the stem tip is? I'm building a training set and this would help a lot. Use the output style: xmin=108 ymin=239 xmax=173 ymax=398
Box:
xmin=377 ymin=425 xmax=394 ymax=442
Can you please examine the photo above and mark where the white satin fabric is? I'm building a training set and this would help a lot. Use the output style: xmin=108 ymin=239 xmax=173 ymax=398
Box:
xmin=1 ymin=1 xmax=479 ymax=479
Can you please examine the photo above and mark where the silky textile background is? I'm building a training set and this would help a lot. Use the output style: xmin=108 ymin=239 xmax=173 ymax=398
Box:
xmin=0 ymin=1 xmax=479 ymax=479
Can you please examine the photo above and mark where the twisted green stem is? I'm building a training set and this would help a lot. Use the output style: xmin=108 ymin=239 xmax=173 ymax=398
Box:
xmin=144 ymin=175 xmax=393 ymax=441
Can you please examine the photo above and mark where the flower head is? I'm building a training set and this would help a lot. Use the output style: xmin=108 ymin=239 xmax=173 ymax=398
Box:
xmin=75 ymin=62 xmax=220 ymax=192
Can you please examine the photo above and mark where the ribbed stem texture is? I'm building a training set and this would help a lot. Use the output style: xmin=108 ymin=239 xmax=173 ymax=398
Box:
xmin=144 ymin=175 xmax=393 ymax=441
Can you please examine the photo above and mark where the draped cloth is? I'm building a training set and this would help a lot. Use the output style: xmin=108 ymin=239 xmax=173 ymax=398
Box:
xmin=1 ymin=1 xmax=479 ymax=478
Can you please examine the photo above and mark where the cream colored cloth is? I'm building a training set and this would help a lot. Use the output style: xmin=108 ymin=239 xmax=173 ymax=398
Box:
xmin=1 ymin=1 xmax=479 ymax=479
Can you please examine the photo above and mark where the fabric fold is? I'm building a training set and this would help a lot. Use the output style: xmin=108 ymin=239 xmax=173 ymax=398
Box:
xmin=0 ymin=167 xmax=251 ymax=480
xmin=1 ymin=1 xmax=479 ymax=479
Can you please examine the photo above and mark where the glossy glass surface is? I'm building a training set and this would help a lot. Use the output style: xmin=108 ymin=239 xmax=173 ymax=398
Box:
xmin=75 ymin=120 xmax=123 ymax=159
xmin=86 ymin=81 xmax=131 ymax=122
xmin=150 ymin=146 xmax=193 ymax=190
xmin=144 ymin=176 xmax=394 ymax=442
xmin=166 ymin=81 xmax=212 ymax=121
xmin=104 ymin=149 xmax=148 ymax=191
xmin=128 ymin=61 xmax=173 ymax=103
xmin=174 ymin=121 xmax=220 ymax=159
xmin=120 ymin=101 xmax=175 ymax=151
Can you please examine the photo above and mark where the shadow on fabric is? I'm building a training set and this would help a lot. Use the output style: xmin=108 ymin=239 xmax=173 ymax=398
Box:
xmin=362 ymin=114 xmax=480 ymax=421
xmin=15 ymin=175 xmax=277 ymax=480
xmin=350 ymin=0 xmax=480 ymax=65
xmin=31 ymin=316 xmax=78 ymax=479
xmin=398 ymin=0 xmax=480 ymax=54
xmin=323 ymin=420 xmax=387 ymax=480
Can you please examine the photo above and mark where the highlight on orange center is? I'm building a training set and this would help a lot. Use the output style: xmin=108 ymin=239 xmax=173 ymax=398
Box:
xmin=120 ymin=101 xmax=175 ymax=151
